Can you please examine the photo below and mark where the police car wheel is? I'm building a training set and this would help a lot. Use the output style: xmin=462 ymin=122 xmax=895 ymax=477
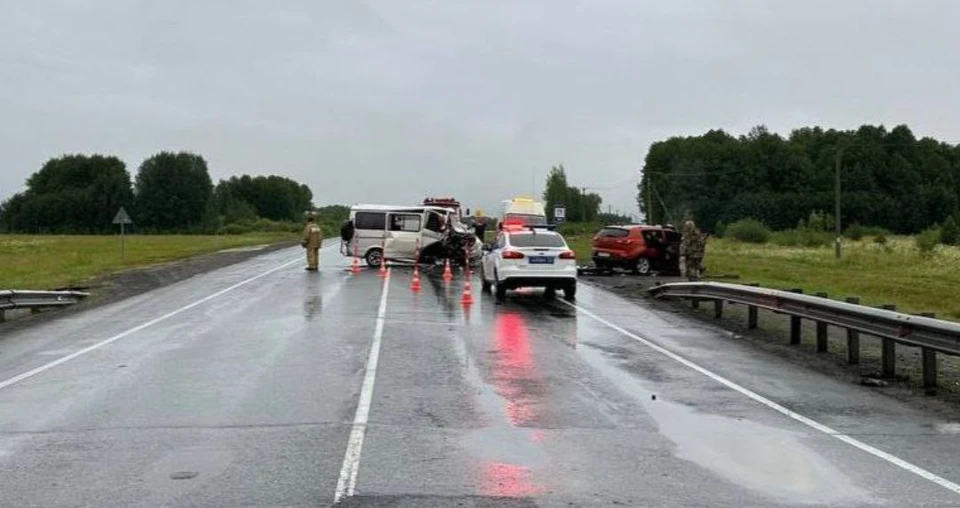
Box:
xmin=494 ymin=271 xmax=507 ymax=300
xmin=544 ymin=287 xmax=557 ymax=301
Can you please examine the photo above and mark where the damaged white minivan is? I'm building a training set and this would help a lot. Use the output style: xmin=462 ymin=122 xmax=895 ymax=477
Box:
xmin=340 ymin=204 xmax=482 ymax=267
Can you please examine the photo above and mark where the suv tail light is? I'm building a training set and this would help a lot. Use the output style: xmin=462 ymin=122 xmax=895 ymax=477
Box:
xmin=502 ymin=250 xmax=525 ymax=259
xmin=559 ymin=250 xmax=576 ymax=259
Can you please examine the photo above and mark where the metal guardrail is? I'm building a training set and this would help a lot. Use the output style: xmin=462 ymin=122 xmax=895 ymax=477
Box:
xmin=648 ymin=282 xmax=960 ymax=392
xmin=0 ymin=290 xmax=90 ymax=321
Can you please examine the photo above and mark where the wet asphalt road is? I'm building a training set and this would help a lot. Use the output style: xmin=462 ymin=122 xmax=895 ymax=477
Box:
xmin=2 ymin=244 xmax=960 ymax=507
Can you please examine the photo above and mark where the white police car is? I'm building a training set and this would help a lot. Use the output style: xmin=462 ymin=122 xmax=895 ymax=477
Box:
xmin=480 ymin=225 xmax=577 ymax=300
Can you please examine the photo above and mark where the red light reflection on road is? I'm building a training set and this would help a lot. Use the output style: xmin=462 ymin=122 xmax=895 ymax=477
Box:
xmin=480 ymin=462 xmax=543 ymax=497
xmin=493 ymin=312 xmax=539 ymax=426
xmin=495 ymin=312 xmax=533 ymax=371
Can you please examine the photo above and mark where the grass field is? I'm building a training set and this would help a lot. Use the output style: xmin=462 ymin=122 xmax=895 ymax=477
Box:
xmin=562 ymin=232 xmax=960 ymax=321
xmin=0 ymin=233 xmax=296 ymax=289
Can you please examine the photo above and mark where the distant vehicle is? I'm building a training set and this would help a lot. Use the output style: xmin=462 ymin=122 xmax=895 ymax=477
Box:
xmin=342 ymin=204 xmax=481 ymax=267
xmin=591 ymin=224 xmax=681 ymax=275
xmin=498 ymin=196 xmax=548 ymax=229
xmin=480 ymin=225 xmax=577 ymax=300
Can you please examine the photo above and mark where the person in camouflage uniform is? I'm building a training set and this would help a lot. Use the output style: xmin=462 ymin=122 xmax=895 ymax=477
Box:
xmin=680 ymin=220 xmax=706 ymax=280
xmin=302 ymin=212 xmax=323 ymax=271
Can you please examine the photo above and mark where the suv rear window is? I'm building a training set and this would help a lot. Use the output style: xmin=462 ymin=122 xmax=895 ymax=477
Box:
xmin=598 ymin=227 xmax=629 ymax=238
xmin=509 ymin=233 xmax=566 ymax=248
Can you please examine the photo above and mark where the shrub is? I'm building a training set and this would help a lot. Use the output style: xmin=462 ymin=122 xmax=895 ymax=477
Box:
xmin=771 ymin=228 xmax=832 ymax=247
xmin=874 ymin=233 xmax=888 ymax=245
xmin=861 ymin=226 xmax=891 ymax=238
xmin=806 ymin=211 xmax=827 ymax=231
xmin=726 ymin=218 xmax=770 ymax=244
xmin=916 ymin=227 xmax=940 ymax=254
xmin=941 ymin=216 xmax=960 ymax=246
xmin=714 ymin=222 xmax=727 ymax=238
xmin=845 ymin=223 xmax=865 ymax=241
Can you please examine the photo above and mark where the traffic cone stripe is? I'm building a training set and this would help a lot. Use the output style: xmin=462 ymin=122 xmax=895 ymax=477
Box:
xmin=410 ymin=265 xmax=422 ymax=291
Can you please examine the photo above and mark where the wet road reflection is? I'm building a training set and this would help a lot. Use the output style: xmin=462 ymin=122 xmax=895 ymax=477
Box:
xmin=302 ymin=274 xmax=323 ymax=320
xmin=479 ymin=461 xmax=543 ymax=498
xmin=493 ymin=312 xmax=539 ymax=426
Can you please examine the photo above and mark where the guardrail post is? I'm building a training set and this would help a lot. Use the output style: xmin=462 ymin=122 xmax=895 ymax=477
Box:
xmin=789 ymin=289 xmax=803 ymax=345
xmin=919 ymin=312 xmax=937 ymax=393
xmin=746 ymin=283 xmax=759 ymax=329
xmin=815 ymin=292 xmax=829 ymax=352
xmin=714 ymin=299 xmax=723 ymax=319
xmin=845 ymin=297 xmax=860 ymax=364
xmin=0 ymin=309 xmax=4 ymax=323
xmin=881 ymin=304 xmax=897 ymax=378
xmin=692 ymin=298 xmax=699 ymax=309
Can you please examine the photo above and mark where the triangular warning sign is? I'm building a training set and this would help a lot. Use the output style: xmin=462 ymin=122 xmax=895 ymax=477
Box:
xmin=112 ymin=207 xmax=133 ymax=225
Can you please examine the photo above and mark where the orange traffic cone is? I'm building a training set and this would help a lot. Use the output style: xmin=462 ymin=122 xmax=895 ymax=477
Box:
xmin=442 ymin=259 xmax=453 ymax=281
xmin=460 ymin=279 xmax=474 ymax=305
xmin=460 ymin=258 xmax=474 ymax=305
xmin=377 ymin=241 xmax=388 ymax=278
xmin=410 ymin=264 xmax=422 ymax=291
xmin=351 ymin=243 xmax=362 ymax=274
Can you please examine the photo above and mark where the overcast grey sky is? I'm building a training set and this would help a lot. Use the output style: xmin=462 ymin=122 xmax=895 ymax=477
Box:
xmin=2 ymin=0 xmax=959 ymax=217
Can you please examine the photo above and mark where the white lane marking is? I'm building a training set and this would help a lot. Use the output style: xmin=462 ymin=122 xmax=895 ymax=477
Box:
xmin=563 ymin=299 xmax=960 ymax=496
xmin=334 ymin=268 xmax=391 ymax=503
xmin=0 ymin=255 xmax=304 ymax=392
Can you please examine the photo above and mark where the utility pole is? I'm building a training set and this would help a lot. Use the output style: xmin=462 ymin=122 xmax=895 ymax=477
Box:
xmin=581 ymin=186 xmax=587 ymax=222
xmin=835 ymin=147 xmax=843 ymax=259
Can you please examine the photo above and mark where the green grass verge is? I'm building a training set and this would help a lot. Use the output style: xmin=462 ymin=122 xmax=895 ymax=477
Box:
xmin=705 ymin=237 xmax=960 ymax=321
xmin=563 ymin=231 xmax=960 ymax=321
xmin=0 ymin=233 xmax=297 ymax=289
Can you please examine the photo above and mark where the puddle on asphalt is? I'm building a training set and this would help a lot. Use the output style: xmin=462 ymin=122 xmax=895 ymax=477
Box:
xmin=577 ymin=341 xmax=875 ymax=505
xmin=933 ymin=422 xmax=960 ymax=434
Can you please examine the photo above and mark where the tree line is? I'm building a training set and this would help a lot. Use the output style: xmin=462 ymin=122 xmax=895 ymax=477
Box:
xmin=542 ymin=165 xmax=603 ymax=223
xmin=0 ymin=152 xmax=325 ymax=234
xmin=637 ymin=124 xmax=960 ymax=234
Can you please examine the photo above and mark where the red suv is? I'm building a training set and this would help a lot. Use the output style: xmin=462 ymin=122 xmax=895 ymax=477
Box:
xmin=591 ymin=225 xmax=681 ymax=275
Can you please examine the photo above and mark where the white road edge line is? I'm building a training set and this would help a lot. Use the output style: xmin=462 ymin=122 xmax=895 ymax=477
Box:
xmin=334 ymin=268 xmax=391 ymax=504
xmin=0 ymin=247 xmax=328 ymax=392
xmin=563 ymin=299 xmax=960 ymax=496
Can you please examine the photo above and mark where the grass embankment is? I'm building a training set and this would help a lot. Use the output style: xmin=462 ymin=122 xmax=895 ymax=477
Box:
xmin=561 ymin=231 xmax=960 ymax=321
xmin=0 ymin=233 xmax=296 ymax=289
xmin=706 ymin=237 xmax=960 ymax=321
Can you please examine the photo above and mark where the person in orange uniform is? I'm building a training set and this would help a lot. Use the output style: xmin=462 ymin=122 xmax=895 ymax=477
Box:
xmin=302 ymin=212 xmax=323 ymax=271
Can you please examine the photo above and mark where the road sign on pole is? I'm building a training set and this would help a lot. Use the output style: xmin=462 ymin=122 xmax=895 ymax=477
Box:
xmin=554 ymin=204 xmax=566 ymax=224
xmin=113 ymin=207 xmax=133 ymax=261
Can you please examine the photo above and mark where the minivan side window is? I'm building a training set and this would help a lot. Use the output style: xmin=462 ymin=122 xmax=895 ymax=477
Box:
xmin=389 ymin=213 xmax=422 ymax=232
xmin=355 ymin=212 xmax=386 ymax=230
